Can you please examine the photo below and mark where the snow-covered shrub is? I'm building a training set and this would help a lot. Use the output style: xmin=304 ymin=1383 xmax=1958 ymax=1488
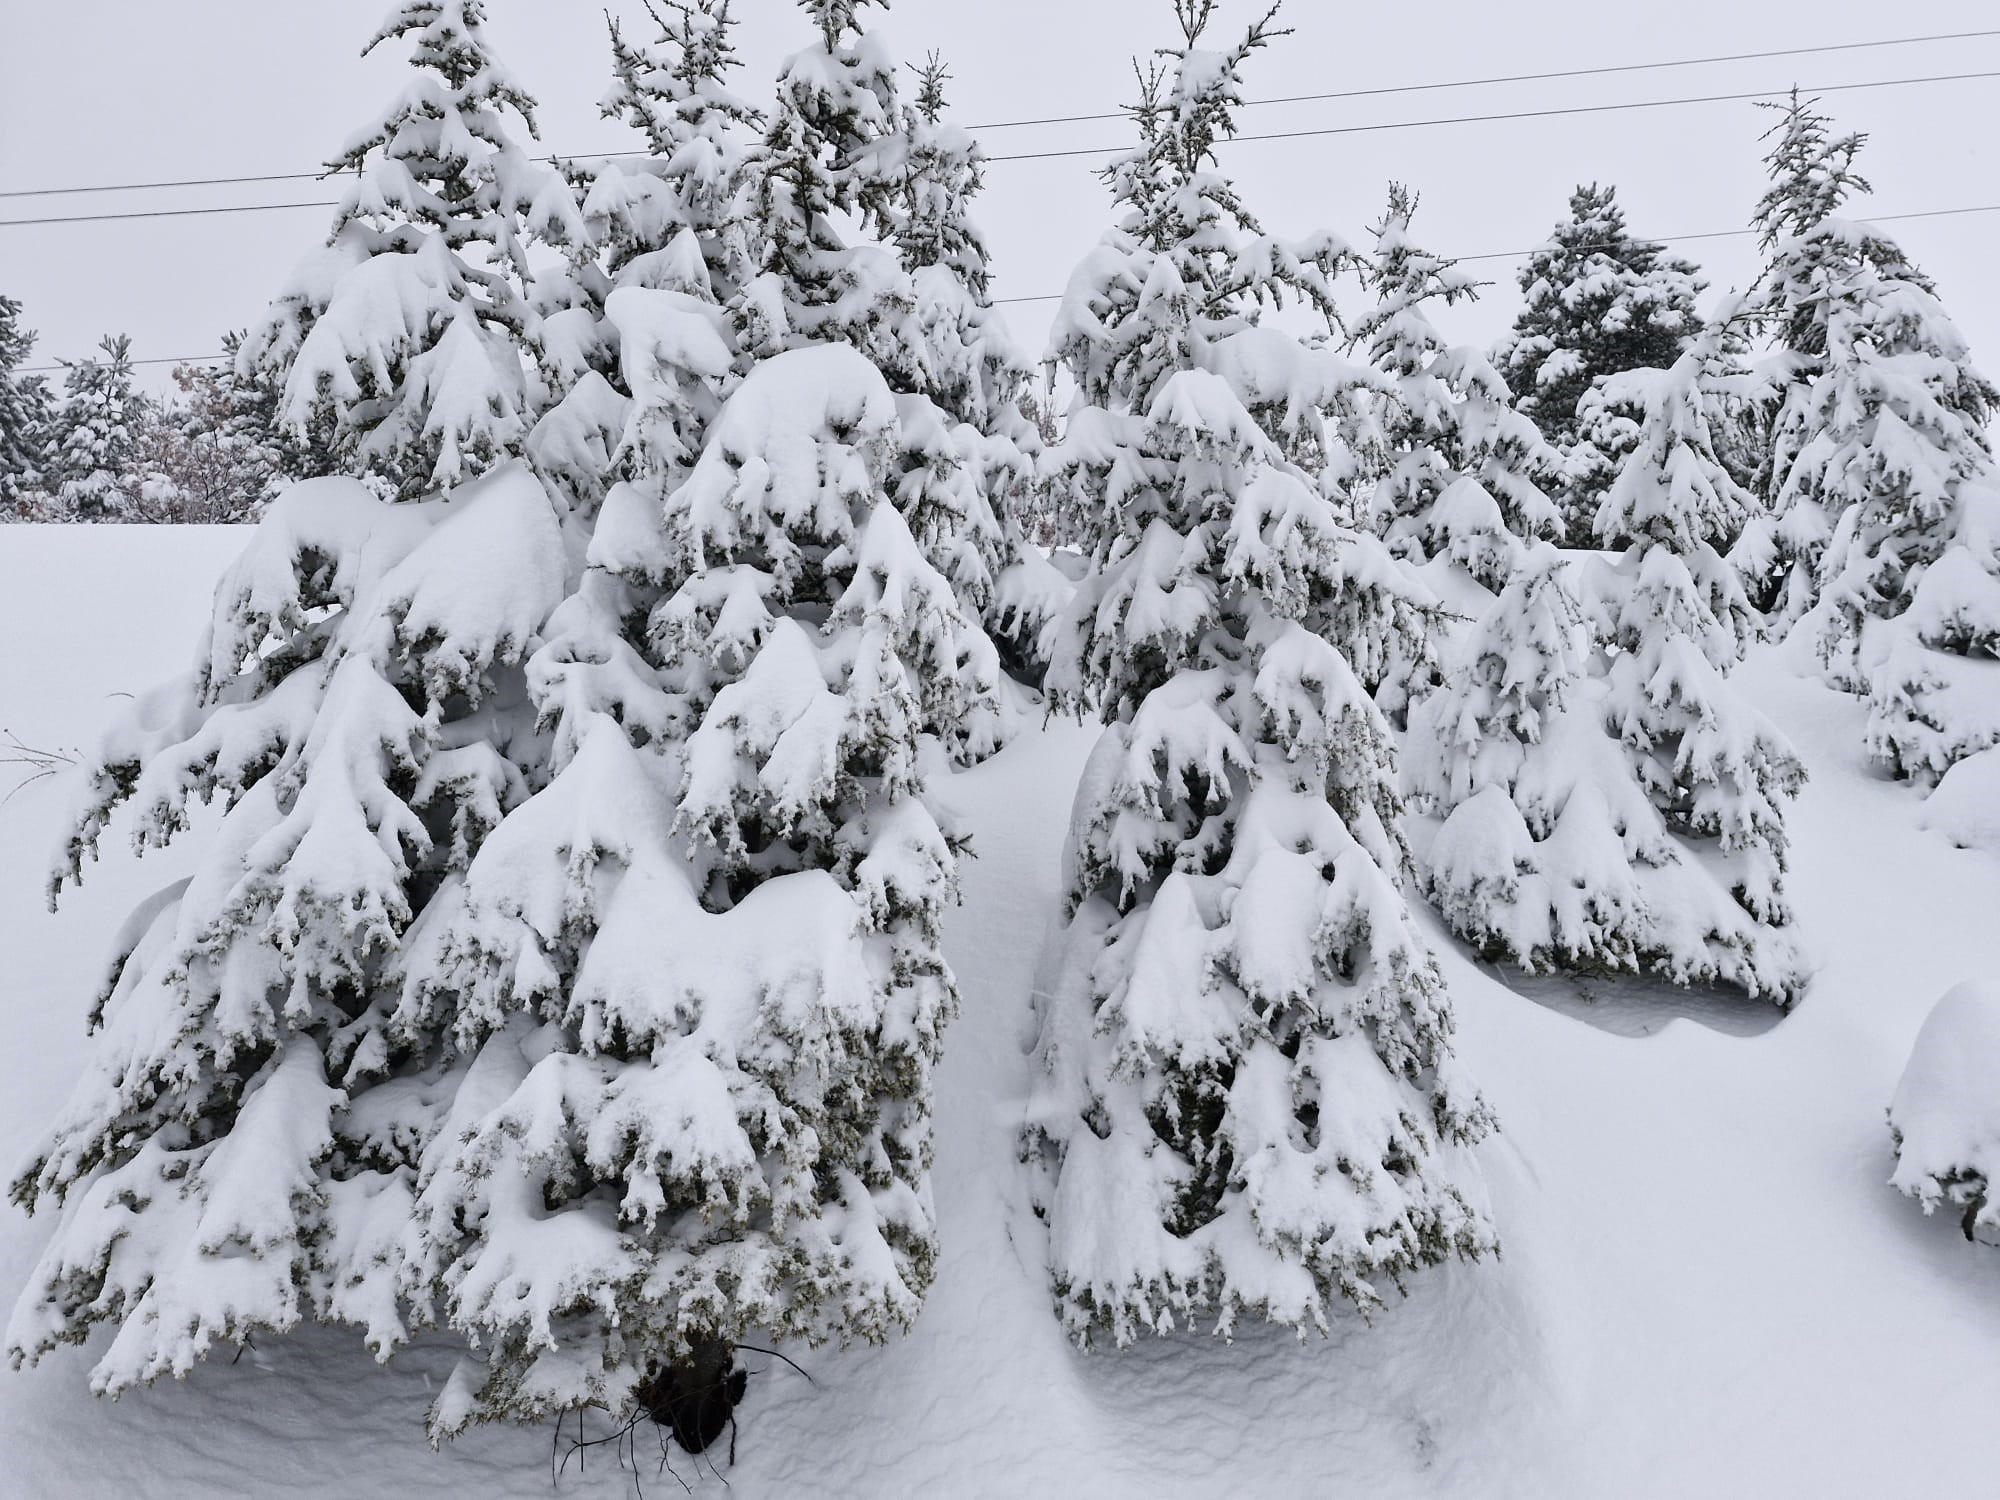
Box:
xmin=1023 ymin=2 xmax=1495 ymax=1352
xmin=1889 ymin=980 xmax=2000 ymax=1243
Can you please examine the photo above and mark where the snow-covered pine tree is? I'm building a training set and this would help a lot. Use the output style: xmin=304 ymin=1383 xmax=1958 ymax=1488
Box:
xmin=521 ymin=0 xmax=766 ymax=518
xmin=1738 ymin=90 xmax=1940 ymax=627
xmin=0 ymin=294 xmax=53 ymax=515
xmin=51 ymin=335 xmax=143 ymax=521
xmin=1024 ymin=1 xmax=1494 ymax=1351
xmin=588 ymin=0 xmax=763 ymax=294
xmin=1792 ymin=225 xmax=2000 ymax=785
xmin=375 ymin=0 xmax=999 ymax=1436
xmin=723 ymin=0 xmax=1007 ymax=758
xmin=15 ymin=0 xmax=992 ymax=1437
xmin=1407 ymin=534 xmax=1802 ymax=1004
xmin=405 ymin=341 xmax=979 ymax=1435
xmin=241 ymin=0 xmax=585 ymax=502
xmin=8 ymin=460 xmax=570 ymax=1397
xmin=1560 ymin=322 xmax=1804 ymax=1002
xmin=748 ymin=0 xmax=916 ymax=373
xmin=883 ymin=54 xmax=1071 ymax=682
xmin=1355 ymin=185 xmax=1562 ymax=613
xmin=1495 ymin=184 xmax=1704 ymax=542
xmin=7 ymin=0 xmax=587 ymax=1425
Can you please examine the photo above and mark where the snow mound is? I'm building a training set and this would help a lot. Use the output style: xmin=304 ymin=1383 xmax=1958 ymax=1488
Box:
xmin=1917 ymin=746 xmax=2000 ymax=851
xmin=1889 ymin=979 xmax=2000 ymax=1242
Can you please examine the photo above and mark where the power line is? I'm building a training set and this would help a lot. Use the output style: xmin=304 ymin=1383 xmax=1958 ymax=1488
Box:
xmin=983 ymin=68 xmax=2000 ymax=163
xmin=6 ymin=64 xmax=1992 ymax=232
xmin=984 ymin=204 xmax=2000 ymax=302
xmin=0 ymin=169 xmax=331 ymax=201
xmin=961 ymin=25 xmax=2000 ymax=129
xmin=24 ymin=202 xmax=2000 ymax=368
xmin=3 ymin=26 xmax=1995 ymax=203
xmin=0 ymin=199 xmax=338 ymax=229
xmin=20 ymin=353 xmax=220 ymax=373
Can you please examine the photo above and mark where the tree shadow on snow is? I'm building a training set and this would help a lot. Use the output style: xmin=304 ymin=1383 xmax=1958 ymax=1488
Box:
xmin=1062 ymin=1251 xmax=1570 ymax=1496
xmin=1484 ymin=963 xmax=1784 ymax=1039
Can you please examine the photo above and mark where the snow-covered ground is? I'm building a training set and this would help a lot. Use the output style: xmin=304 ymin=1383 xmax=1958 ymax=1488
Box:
xmin=2 ymin=524 xmax=1997 ymax=1498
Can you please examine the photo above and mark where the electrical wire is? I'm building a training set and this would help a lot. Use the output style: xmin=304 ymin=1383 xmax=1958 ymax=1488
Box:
xmin=23 ymin=202 xmax=2000 ymax=369
xmin=11 ymin=64 xmax=1984 ymax=232
xmin=1 ymin=26 xmax=1993 ymax=201
xmin=959 ymin=25 xmax=2000 ymax=129
xmin=981 ymin=68 xmax=2000 ymax=163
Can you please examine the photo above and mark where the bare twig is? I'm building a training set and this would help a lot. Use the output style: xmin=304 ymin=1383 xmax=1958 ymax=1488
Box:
xmin=731 ymin=1343 xmax=815 ymax=1385
xmin=0 ymin=729 xmax=79 ymax=810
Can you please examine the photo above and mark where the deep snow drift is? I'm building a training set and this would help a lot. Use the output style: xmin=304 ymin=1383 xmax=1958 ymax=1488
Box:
xmin=2 ymin=524 xmax=1998 ymax=1497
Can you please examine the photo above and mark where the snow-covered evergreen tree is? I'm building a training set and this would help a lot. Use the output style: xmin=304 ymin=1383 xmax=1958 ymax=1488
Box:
xmin=1498 ymin=185 xmax=1703 ymax=450
xmin=406 ymin=0 xmax=984 ymax=1433
xmin=590 ymin=0 xmax=763 ymax=292
xmin=1410 ymin=322 xmax=1809 ymax=1006
xmin=241 ymin=0 xmax=585 ymax=501
xmin=1024 ymin=1 xmax=1494 ymax=1351
xmin=1407 ymin=537 xmax=1802 ymax=1005
xmin=52 ymin=335 xmax=144 ymax=521
xmin=1795 ymin=228 xmax=1999 ymax=783
xmin=522 ymin=0 xmax=765 ymax=516
xmin=724 ymin=2 xmax=1008 ymax=753
xmin=0 ymin=294 xmax=53 ymax=514
xmin=748 ymin=0 xmax=917 ymax=373
xmin=1740 ymin=91 xmax=1939 ymax=626
xmin=1738 ymin=93 xmax=2000 ymax=783
xmin=1355 ymin=185 xmax=1562 ymax=608
xmin=882 ymin=53 xmax=1070 ymax=682
xmin=8 ymin=461 xmax=569 ymax=1398
xmin=1853 ymin=460 xmax=2000 ymax=785
xmin=13 ymin=0 xmax=1006 ymax=1442
xmin=1495 ymin=184 xmax=1703 ymax=540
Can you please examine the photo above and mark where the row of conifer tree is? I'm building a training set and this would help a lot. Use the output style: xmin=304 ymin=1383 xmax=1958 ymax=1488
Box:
xmin=7 ymin=0 xmax=1995 ymax=1449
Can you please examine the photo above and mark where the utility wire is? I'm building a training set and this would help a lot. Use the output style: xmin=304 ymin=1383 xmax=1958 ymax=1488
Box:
xmin=24 ymin=202 xmax=2000 ymax=369
xmin=0 ymin=200 xmax=339 ymax=229
xmin=6 ymin=65 xmax=1993 ymax=230
xmin=985 ymin=204 xmax=2000 ymax=301
xmin=960 ymin=26 xmax=2000 ymax=129
xmin=2 ymin=27 xmax=1994 ymax=202
xmin=983 ymin=68 xmax=2000 ymax=162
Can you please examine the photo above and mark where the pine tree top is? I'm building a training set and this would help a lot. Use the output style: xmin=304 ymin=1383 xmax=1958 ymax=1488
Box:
xmin=1099 ymin=2 xmax=1292 ymax=273
xmin=1354 ymin=184 xmax=1481 ymax=374
xmin=1512 ymin=183 xmax=1701 ymax=309
xmin=602 ymin=0 xmax=763 ymax=157
xmin=0 ymin=293 xmax=36 ymax=374
xmin=333 ymin=0 xmax=580 ymax=272
xmin=1753 ymin=89 xmax=1871 ymax=250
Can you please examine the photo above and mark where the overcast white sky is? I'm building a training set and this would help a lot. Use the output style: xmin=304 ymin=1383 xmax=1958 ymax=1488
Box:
xmin=5 ymin=1 xmax=1998 ymax=388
